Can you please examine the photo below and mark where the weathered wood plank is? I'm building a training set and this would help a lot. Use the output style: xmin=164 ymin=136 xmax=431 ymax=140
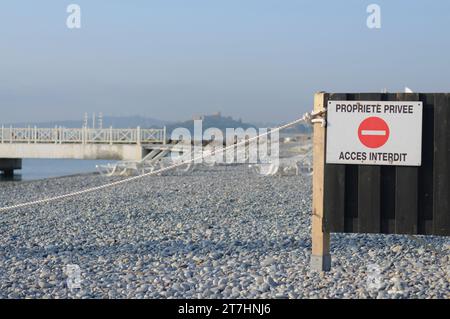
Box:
xmin=395 ymin=93 xmax=420 ymax=234
xmin=380 ymin=93 xmax=397 ymax=233
xmin=357 ymin=93 xmax=381 ymax=233
xmin=323 ymin=93 xmax=347 ymax=232
xmin=380 ymin=166 xmax=396 ymax=233
xmin=418 ymin=93 xmax=435 ymax=235
xmin=433 ymin=93 xmax=450 ymax=236
xmin=343 ymin=93 xmax=359 ymax=232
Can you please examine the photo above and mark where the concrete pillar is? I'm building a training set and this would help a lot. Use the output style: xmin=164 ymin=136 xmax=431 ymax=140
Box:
xmin=0 ymin=158 xmax=22 ymax=176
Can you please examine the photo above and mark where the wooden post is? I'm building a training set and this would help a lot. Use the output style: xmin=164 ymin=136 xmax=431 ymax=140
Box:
xmin=310 ymin=92 xmax=331 ymax=272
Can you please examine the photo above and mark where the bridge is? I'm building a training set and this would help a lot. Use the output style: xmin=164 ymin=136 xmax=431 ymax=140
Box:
xmin=0 ymin=126 xmax=166 ymax=176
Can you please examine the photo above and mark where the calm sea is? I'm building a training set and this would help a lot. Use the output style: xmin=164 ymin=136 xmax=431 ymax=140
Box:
xmin=0 ymin=159 xmax=115 ymax=181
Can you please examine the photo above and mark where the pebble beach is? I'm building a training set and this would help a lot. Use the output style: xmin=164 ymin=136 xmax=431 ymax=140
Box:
xmin=0 ymin=165 xmax=448 ymax=299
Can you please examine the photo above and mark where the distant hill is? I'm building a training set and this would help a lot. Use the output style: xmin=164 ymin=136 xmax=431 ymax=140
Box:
xmin=250 ymin=121 xmax=278 ymax=129
xmin=5 ymin=115 xmax=168 ymax=129
xmin=250 ymin=121 xmax=312 ymax=134
xmin=166 ymin=113 xmax=256 ymax=139
xmin=282 ymin=123 xmax=312 ymax=134
xmin=5 ymin=113 xmax=312 ymax=136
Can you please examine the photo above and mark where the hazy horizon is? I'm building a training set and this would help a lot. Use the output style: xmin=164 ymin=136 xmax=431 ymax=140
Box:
xmin=1 ymin=0 xmax=450 ymax=123
xmin=3 ymin=112 xmax=275 ymax=126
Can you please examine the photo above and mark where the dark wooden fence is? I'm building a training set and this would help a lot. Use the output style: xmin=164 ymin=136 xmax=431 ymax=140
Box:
xmin=323 ymin=93 xmax=449 ymax=236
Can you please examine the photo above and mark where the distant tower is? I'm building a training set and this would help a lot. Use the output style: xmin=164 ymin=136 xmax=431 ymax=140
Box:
xmin=92 ymin=113 xmax=96 ymax=129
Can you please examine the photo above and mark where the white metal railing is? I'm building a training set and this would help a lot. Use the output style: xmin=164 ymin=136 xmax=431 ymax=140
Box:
xmin=0 ymin=126 xmax=166 ymax=145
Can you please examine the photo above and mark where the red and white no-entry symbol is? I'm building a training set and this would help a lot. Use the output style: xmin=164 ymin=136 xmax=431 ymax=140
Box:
xmin=358 ymin=117 xmax=390 ymax=148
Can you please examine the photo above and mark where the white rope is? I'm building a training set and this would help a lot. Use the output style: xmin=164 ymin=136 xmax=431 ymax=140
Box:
xmin=0 ymin=113 xmax=317 ymax=213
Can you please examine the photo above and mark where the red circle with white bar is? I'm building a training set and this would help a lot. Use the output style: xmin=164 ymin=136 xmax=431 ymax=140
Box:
xmin=358 ymin=117 xmax=390 ymax=149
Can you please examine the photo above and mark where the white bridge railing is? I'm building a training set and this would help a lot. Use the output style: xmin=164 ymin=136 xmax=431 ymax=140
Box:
xmin=0 ymin=126 xmax=166 ymax=145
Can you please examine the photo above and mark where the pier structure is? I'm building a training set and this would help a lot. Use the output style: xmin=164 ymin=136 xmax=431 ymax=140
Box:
xmin=0 ymin=126 xmax=167 ymax=176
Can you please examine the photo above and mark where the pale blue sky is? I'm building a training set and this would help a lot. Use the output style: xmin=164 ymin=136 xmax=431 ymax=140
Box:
xmin=1 ymin=0 xmax=449 ymax=123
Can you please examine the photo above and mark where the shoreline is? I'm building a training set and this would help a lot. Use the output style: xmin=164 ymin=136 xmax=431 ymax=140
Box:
xmin=0 ymin=171 xmax=100 ymax=184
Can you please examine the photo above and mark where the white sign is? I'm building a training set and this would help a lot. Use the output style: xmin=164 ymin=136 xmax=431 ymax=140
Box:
xmin=326 ymin=100 xmax=423 ymax=166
